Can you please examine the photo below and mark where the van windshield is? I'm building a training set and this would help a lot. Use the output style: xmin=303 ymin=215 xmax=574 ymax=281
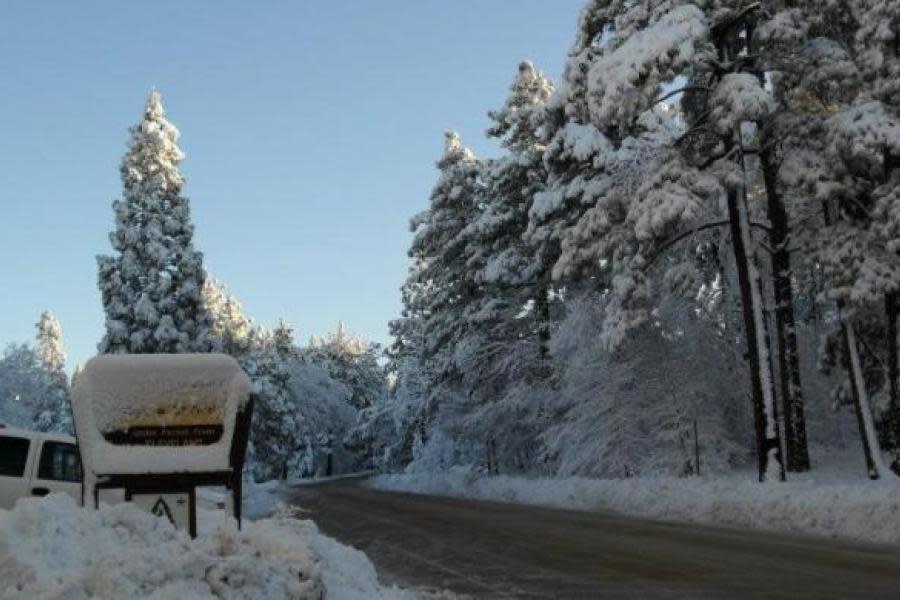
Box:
xmin=37 ymin=441 xmax=82 ymax=482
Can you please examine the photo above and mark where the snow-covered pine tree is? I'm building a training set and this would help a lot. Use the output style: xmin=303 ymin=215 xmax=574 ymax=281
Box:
xmin=408 ymin=132 xmax=483 ymax=379
xmin=34 ymin=311 xmax=72 ymax=433
xmin=97 ymin=90 xmax=216 ymax=354
xmin=356 ymin=268 xmax=435 ymax=469
xmin=0 ymin=344 xmax=44 ymax=428
xmin=852 ymin=0 xmax=900 ymax=471
xmin=306 ymin=322 xmax=384 ymax=411
xmin=203 ymin=277 xmax=253 ymax=357
xmin=548 ymin=1 xmax=793 ymax=480
xmin=524 ymin=4 xmax=620 ymax=302
xmin=820 ymin=68 xmax=900 ymax=478
xmin=244 ymin=322 xmax=299 ymax=481
xmin=546 ymin=1 xmax=719 ymax=350
xmin=478 ymin=61 xmax=555 ymax=359
xmin=36 ymin=311 xmax=65 ymax=373
xmin=684 ymin=4 xmax=787 ymax=482
xmin=415 ymin=61 xmax=561 ymax=473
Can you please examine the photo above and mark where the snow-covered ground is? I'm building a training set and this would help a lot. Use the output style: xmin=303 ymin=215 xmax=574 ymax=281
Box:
xmin=371 ymin=450 xmax=900 ymax=546
xmin=0 ymin=492 xmax=415 ymax=599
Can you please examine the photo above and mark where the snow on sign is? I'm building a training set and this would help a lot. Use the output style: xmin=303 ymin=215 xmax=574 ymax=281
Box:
xmin=72 ymin=354 xmax=255 ymax=537
xmin=131 ymin=493 xmax=191 ymax=531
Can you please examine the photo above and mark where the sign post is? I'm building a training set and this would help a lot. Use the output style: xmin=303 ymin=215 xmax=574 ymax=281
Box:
xmin=72 ymin=354 xmax=255 ymax=536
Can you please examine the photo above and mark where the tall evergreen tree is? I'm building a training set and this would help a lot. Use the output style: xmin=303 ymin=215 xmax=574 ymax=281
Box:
xmin=480 ymin=61 xmax=555 ymax=358
xmin=203 ymin=277 xmax=253 ymax=356
xmin=34 ymin=311 xmax=71 ymax=433
xmin=408 ymin=132 xmax=483 ymax=377
xmin=98 ymin=90 xmax=215 ymax=354
xmin=244 ymin=322 xmax=298 ymax=481
xmin=307 ymin=322 xmax=383 ymax=410
xmin=36 ymin=311 xmax=65 ymax=373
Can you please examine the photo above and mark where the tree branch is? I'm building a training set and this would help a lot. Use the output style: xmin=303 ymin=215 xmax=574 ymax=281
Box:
xmin=654 ymin=86 xmax=709 ymax=106
xmin=644 ymin=219 xmax=772 ymax=271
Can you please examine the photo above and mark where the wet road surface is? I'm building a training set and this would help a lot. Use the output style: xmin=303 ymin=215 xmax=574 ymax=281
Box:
xmin=282 ymin=480 xmax=900 ymax=599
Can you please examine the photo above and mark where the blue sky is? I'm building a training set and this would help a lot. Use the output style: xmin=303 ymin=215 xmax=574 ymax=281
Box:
xmin=0 ymin=1 xmax=585 ymax=371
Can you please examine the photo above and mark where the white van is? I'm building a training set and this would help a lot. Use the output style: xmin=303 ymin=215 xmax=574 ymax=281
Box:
xmin=0 ymin=424 xmax=82 ymax=510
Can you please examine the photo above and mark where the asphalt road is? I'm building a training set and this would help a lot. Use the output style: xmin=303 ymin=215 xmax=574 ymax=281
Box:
xmin=282 ymin=480 xmax=900 ymax=599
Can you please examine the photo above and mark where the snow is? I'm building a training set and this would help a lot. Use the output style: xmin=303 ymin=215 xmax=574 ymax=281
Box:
xmin=0 ymin=493 xmax=414 ymax=600
xmin=828 ymin=101 xmax=900 ymax=168
xmin=371 ymin=453 xmax=900 ymax=545
xmin=710 ymin=73 xmax=775 ymax=134
xmin=72 ymin=354 xmax=251 ymax=486
xmin=556 ymin=122 xmax=612 ymax=164
xmin=586 ymin=4 xmax=709 ymax=128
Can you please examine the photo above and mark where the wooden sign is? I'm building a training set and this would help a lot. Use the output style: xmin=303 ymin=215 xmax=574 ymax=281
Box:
xmin=74 ymin=355 xmax=257 ymax=538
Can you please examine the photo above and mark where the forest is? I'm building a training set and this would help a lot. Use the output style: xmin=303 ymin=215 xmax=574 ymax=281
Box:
xmin=359 ymin=0 xmax=900 ymax=484
xmin=3 ymin=0 xmax=900 ymax=488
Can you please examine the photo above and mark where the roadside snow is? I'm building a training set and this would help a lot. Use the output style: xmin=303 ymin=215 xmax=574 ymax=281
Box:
xmin=0 ymin=494 xmax=413 ymax=600
xmin=370 ymin=457 xmax=900 ymax=546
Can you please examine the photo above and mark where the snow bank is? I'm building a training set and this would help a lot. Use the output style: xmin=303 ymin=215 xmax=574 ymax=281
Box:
xmin=371 ymin=468 xmax=900 ymax=546
xmin=0 ymin=494 xmax=411 ymax=600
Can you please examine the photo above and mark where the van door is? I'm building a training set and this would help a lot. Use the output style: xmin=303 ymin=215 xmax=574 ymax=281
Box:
xmin=0 ymin=434 xmax=33 ymax=510
xmin=31 ymin=440 xmax=82 ymax=503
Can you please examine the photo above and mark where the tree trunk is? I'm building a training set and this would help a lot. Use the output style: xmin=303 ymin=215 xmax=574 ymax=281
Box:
xmin=842 ymin=316 xmax=890 ymax=479
xmin=883 ymin=150 xmax=900 ymax=472
xmin=714 ymin=27 xmax=785 ymax=481
xmin=726 ymin=183 xmax=786 ymax=482
xmin=761 ymin=144 xmax=810 ymax=472
xmin=535 ymin=283 xmax=551 ymax=360
xmin=886 ymin=293 xmax=900 ymax=473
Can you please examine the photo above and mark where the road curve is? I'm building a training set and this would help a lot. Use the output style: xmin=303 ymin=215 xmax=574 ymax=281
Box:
xmin=281 ymin=480 xmax=900 ymax=599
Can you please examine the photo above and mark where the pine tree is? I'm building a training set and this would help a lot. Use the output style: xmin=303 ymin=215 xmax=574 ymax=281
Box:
xmin=244 ymin=323 xmax=298 ymax=481
xmin=853 ymin=0 xmax=900 ymax=472
xmin=36 ymin=311 xmax=65 ymax=373
xmin=0 ymin=344 xmax=45 ymax=428
xmin=34 ymin=311 xmax=72 ymax=433
xmin=98 ymin=90 xmax=216 ymax=354
xmin=203 ymin=277 xmax=253 ymax=356
xmin=307 ymin=322 xmax=383 ymax=410
xmin=547 ymin=1 xmax=791 ymax=480
xmin=480 ymin=61 xmax=555 ymax=358
xmin=408 ymin=132 xmax=483 ymax=377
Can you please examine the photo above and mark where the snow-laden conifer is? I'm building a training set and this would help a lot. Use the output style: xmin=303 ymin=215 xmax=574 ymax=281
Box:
xmin=98 ymin=91 xmax=215 ymax=354
xmin=34 ymin=311 xmax=72 ymax=432
xmin=408 ymin=132 xmax=483 ymax=375
xmin=203 ymin=277 xmax=253 ymax=356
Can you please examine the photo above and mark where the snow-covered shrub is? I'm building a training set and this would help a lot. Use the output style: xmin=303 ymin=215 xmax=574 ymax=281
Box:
xmin=542 ymin=293 xmax=751 ymax=479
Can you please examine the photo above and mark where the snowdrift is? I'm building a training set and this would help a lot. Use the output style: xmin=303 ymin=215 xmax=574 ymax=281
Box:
xmin=0 ymin=494 xmax=411 ymax=600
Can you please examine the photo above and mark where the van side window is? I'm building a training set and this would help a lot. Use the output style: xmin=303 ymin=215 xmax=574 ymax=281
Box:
xmin=37 ymin=442 xmax=82 ymax=482
xmin=0 ymin=436 xmax=31 ymax=477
